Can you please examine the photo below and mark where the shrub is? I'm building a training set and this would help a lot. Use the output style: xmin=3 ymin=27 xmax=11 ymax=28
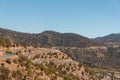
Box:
xmin=6 ymin=59 xmax=11 ymax=64
xmin=12 ymin=69 xmax=23 ymax=80
xmin=0 ymin=66 xmax=11 ymax=80
xmin=13 ymin=59 xmax=18 ymax=64
xmin=5 ymin=50 xmax=13 ymax=54
xmin=63 ymin=74 xmax=73 ymax=80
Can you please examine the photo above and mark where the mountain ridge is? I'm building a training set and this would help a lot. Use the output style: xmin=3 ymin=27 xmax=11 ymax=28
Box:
xmin=0 ymin=28 xmax=99 ymax=47
xmin=94 ymin=33 xmax=120 ymax=43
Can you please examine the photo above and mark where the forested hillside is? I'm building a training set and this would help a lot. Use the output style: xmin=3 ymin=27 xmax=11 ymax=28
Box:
xmin=0 ymin=28 xmax=99 ymax=47
xmin=94 ymin=33 xmax=120 ymax=43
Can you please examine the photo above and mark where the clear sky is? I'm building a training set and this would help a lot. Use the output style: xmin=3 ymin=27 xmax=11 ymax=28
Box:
xmin=0 ymin=0 xmax=120 ymax=38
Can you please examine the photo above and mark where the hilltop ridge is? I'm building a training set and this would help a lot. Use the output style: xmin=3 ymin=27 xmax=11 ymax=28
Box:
xmin=0 ymin=28 xmax=99 ymax=48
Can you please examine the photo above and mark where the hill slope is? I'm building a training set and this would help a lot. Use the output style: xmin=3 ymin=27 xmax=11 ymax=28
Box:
xmin=0 ymin=28 xmax=99 ymax=47
xmin=1 ymin=47 xmax=120 ymax=80
xmin=94 ymin=33 xmax=120 ymax=43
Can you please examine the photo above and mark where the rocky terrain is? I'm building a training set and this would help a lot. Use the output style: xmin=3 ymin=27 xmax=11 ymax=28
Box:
xmin=0 ymin=28 xmax=120 ymax=80
xmin=0 ymin=46 xmax=120 ymax=80
xmin=0 ymin=47 xmax=90 ymax=80
xmin=58 ymin=46 xmax=120 ymax=69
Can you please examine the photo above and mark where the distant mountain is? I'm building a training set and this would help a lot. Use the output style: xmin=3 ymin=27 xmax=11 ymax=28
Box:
xmin=94 ymin=33 xmax=120 ymax=43
xmin=0 ymin=28 xmax=99 ymax=47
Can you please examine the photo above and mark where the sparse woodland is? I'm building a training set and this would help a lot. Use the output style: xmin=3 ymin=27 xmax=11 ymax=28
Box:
xmin=0 ymin=28 xmax=120 ymax=80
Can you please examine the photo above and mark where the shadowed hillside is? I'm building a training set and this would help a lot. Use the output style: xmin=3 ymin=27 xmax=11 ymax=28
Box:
xmin=0 ymin=28 xmax=99 ymax=47
xmin=94 ymin=33 xmax=120 ymax=43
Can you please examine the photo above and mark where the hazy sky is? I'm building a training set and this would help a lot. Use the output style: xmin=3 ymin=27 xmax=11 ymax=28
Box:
xmin=0 ymin=0 xmax=120 ymax=38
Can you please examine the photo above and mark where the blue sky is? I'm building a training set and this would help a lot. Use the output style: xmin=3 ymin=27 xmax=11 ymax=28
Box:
xmin=0 ymin=0 xmax=120 ymax=38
